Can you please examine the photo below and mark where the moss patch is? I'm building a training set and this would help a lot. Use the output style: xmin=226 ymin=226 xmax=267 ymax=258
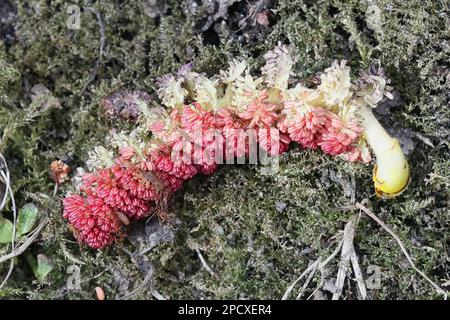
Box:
xmin=0 ymin=0 xmax=448 ymax=299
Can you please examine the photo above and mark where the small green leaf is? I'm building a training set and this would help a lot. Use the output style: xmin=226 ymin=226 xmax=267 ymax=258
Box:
xmin=16 ymin=203 xmax=39 ymax=237
xmin=35 ymin=254 xmax=54 ymax=281
xmin=27 ymin=254 xmax=54 ymax=282
xmin=0 ymin=218 xmax=14 ymax=244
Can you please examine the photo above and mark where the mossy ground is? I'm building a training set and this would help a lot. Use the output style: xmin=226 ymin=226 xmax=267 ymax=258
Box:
xmin=0 ymin=0 xmax=448 ymax=299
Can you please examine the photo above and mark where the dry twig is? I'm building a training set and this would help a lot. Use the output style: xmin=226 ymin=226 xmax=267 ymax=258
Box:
xmin=332 ymin=214 xmax=365 ymax=299
xmin=196 ymin=248 xmax=218 ymax=278
xmin=355 ymin=202 xmax=447 ymax=300
xmin=0 ymin=217 xmax=48 ymax=264
xmin=282 ymin=237 xmax=344 ymax=300
xmin=0 ymin=154 xmax=17 ymax=289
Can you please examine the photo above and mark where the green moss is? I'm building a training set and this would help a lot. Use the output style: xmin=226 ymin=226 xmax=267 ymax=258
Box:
xmin=0 ymin=0 xmax=448 ymax=299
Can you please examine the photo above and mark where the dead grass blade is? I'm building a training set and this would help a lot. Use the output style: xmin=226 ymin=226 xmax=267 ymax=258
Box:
xmin=355 ymin=202 xmax=447 ymax=300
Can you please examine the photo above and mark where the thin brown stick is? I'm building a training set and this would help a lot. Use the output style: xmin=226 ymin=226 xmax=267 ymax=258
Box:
xmin=195 ymin=248 xmax=218 ymax=278
xmin=282 ymin=259 xmax=320 ymax=300
xmin=355 ymin=202 xmax=447 ymax=299
xmin=0 ymin=217 xmax=48 ymax=264
xmin=350 ymin=248 xmax=367 ymax=299
xmin=283 ymin=237 xmax=344 ymax=300
xmin=0 ymin=155 xmax=17 ymax=289
xmin=150 ymin=288 xmax=166 ymax=300
xmin=306 ymin=237 xmax=344 ymax=300
xmin=296 ymin=257 xmax=320 ymax=299
xmin=119 ymin=266 xmax=154 ymax=300
xmin=0 ymin=204 xmax=50 ymax=289
xmin=332 ymin=214 xmax=359 ymax=300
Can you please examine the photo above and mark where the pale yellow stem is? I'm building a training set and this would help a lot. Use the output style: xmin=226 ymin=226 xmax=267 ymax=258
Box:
xmin=359 ymin=105 xmax=410 ymax=198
